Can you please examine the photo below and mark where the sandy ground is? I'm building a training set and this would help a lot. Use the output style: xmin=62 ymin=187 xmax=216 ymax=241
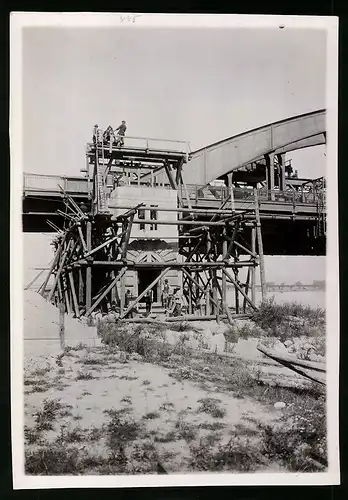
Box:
xmin=23 ymin=292 xmax=325 ymax=474
xmin=24 ymin=344 xmax=290 ymax=474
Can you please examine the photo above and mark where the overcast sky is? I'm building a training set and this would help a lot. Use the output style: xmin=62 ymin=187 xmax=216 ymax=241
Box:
xmin=22 ymin=26 xmax=327 ymax=283
xmin=23 ymin=26 xmax=326 ymax=178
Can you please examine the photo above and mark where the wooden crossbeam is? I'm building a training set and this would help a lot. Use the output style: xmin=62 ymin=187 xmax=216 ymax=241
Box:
xmin=69 ymin=271 xmax=80 ymax=318
xmin=182 ymin=269 xmax=219 ymax=310
xmin=77 ymin=225 xmax=88 ymax=253
xmin=222 ymin=268 xmax=257 ymax=310
xmin=47 ymin=239 xmax=72 ymax=301
xmin=120 ymin=267 xmax=171 ymax=320
xmin=120 ymin=213 xmax=134 ymax=259
xmin=234 ymin=240 xmax=257 ymax=258
xmin=86 ymin=268 xmax=127 ymax=317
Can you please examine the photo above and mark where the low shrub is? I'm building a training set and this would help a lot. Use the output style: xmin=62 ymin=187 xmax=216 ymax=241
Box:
xmin=259 ymin=394 xmax=327 ymax=472
xmin=197 ymin=397 xmax=226 ymax=419
xmin=190 ymin=435 xmax=267 ymax=472
xmin=99 ymin=323 xmax=173 ymax=361
xmin=251 ymin=297 xmax=325 ymax=339
xmin=25 ymin=445 xmax=82 ymax=475
xmin=34 ymin=398 xmax=63 ymax=431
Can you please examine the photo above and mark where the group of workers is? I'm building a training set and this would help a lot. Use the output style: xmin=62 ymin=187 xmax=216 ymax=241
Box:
xmin=93 ymin=121 xmax=127 ymax=147
xmin=123 ymin=279 xmax=184 ymax=319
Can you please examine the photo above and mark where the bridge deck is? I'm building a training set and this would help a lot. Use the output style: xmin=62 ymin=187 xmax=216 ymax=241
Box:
xmin=23 ymin=173 xmax=324 ymax=218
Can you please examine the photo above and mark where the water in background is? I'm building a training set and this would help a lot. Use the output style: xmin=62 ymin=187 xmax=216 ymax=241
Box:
xmin=227 ymin=289 xmax=326 ymax=310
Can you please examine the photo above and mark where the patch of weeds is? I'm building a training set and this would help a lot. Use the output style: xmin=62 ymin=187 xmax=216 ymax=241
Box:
xmin=59 ymin=409 xmax=73 ymax=418
xmin=119 ymin=375 xmax=138 ymax=381
xmin=82 ymin=357 xmax=108 ymax=366
xmin=190 ymin=435 xmax=267 ymax=472
xmin=233 ymin=424 xmax=260 ymax=437
xmin=154 ymin=431 xmax=177 ymax=443
xmin=75 ymin=371 xmax=95 ymax=381
xmin=121 ymin=396 xmax=132 ymax=404
xmin=54 ymin=383 xmax=70 ymax=392
xmin=201 ymin=432 xmax=222 ymax=447
xmin=241 ymin=414 xmax=259 ymax=425
xmin=65 ymin=342 xmax=87 ymax=352
xmin=25 ymin=445 xmax=81 ymax=475
xmin=81 ymin=391 xmax=92 ymax=397
xmin=159 ymin=402 xmax=175 ymax=411
xmin=142 ymin=380 xmax=151 ymax=386
xmin=224 ymin=326 xmax=239 ymax=344
xmin=56 ymin=426 xmax=85 ymax=444
xmin=24 ymin=426 xmax=42 ymax=445
xmin=31 ymin=366 xmax=51 ymax=377
xmin=57 ymin=368 xmax=65 ymax=375
xmin=175 ymin=419 xmax=197 ymax=442
xmin=142 ymin=411 xmax=160 ymax=420
xmin=197 ymin=397 xmax=226 ymax=419
xmin=95 ymin=449 xmax=128 ymax=475
xmin=24 ymin=378 xmax=41 ymax=386
xmin=106 ymin=411 xmax=142 ymax=450
xmin=237 ymin=322 xmax=264 ymax=340
xmin=199 ymin=422 xmax=226 ymax=431
xmin=129 ymin=442 xmax=159 ymax=474
xmin=27 ymin=383 xmax=50 ymax=394
xmin=87 ymin=426 xmax=103 ymax=441
xmin=251 ymin=297 xmax=325 ymax=339
xmin=99 ymin=322 xmax=172 ymax=362
xmin=34 ymin=398 xmax=62 ymax=431
xmin=73 ymin=415 xmax=83 ymax=421
xmin=259 ymin=396 xmax=327 ymax=472
xmin=56 ymin=354 xmax=64 ymax=367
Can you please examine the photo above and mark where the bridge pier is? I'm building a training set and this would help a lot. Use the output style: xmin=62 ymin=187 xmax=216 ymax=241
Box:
xmin=265 ymin=152 xmax=275 ymax=201
xmin=277 ymin=153 xmax=287 ymax=192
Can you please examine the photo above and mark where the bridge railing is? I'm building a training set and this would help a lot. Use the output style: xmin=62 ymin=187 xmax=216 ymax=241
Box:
xmin=23 ymin=173 xmax=325 ymax=208
xmin=183 ymin=184 xmax=324 ymax=206
xmin=89 ymin=129 xmax=191 ymax=160
xmin=23 ymin=173 xmax=89 ymax=195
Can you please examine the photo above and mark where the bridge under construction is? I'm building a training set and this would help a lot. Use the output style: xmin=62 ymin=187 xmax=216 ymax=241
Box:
xmin=23 ymin=109 xmax=327 ymax=322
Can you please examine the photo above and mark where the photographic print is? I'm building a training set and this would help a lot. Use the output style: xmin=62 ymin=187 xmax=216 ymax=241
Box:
xmin=10 ymin=13 xmax=339 ymax=488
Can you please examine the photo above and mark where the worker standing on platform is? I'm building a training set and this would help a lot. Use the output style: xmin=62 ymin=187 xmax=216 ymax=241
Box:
xmin=115 ymin=120 xmax=127 ymax=147
xmin=103 ymin=125 xmax=114 ymax=145
xmin=144 ymin=290 xmax=153 ymax=316
xmin=93 ymin=124 xmax=98 ymax=144
xmin=169 ymin=287 xmax=183 ymax=317
xmin=161 ymin=279 xmax=170 ymax=310
xmin=125 ymin=289 xmax=134 ymax=318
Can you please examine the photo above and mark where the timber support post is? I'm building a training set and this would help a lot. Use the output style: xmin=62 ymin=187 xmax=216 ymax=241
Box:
xmin=253 ymin=185 xmax=267 ymax=302
xmin=86 ymin=220 xmax=92 ymax=311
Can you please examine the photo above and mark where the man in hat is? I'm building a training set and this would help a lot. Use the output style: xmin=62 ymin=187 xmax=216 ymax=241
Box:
xmin=115 ymin=120 xmax=127 ymax=146
xmin=93 ymin=124 xmax=98 ymax=144
xmin=144 ymin=289 xmax=153 ymax=316
xmin=161 ymin=279 xmax=170 ymax=310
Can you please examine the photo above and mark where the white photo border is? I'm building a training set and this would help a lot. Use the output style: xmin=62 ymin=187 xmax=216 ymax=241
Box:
xmin=10 ymin=12 xmax=340 ymax=489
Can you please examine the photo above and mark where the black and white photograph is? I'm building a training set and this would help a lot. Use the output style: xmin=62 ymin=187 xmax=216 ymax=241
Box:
xmin=10 ymin=13 xmax=339 ymax=488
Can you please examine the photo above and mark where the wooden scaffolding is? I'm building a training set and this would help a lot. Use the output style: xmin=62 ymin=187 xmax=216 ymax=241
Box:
xmin=39 ymin=130 xmax=268 ymax=322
